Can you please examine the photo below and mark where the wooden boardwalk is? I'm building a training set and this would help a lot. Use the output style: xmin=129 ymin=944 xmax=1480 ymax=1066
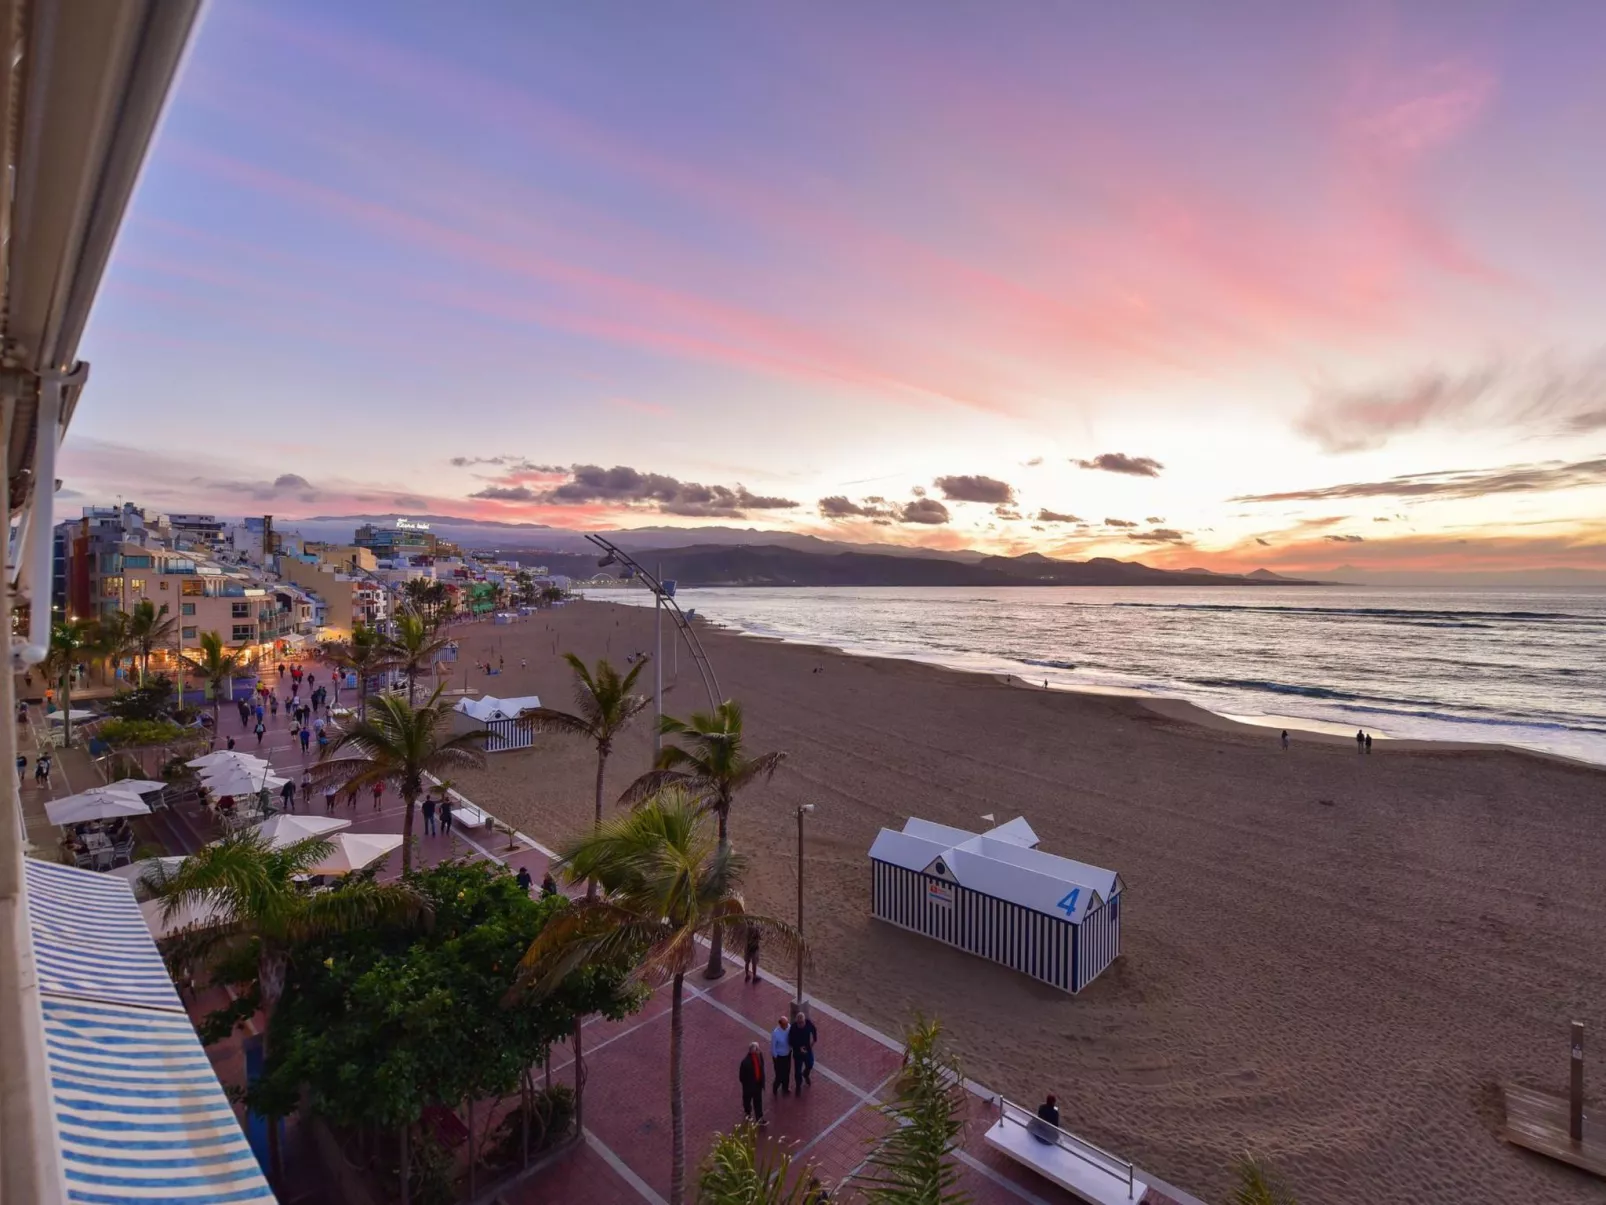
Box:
xmin=1502 ymin=1084 xmax=1606 ymax=1179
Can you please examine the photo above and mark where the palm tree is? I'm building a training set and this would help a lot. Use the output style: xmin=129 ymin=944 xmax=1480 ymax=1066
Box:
xmin=856 ymin=1018 xmax=970 ymax=1204
xmin=152 ymin=829 xmax=431 ymax=1185
xmin=95 ymin=609 xmax=135 ymax=686
xmin=317 ymin=687 xmax=487 ymax=872
xmin=385 ymin=611 xmax=453 ymax=704
xmin=620 ymin=701 xmax=786 ymax=978
xmin=325 ymin=622 xmax=389 ymax=717
xmin=517 ymin=655 xmax=651 ymax=897
xmin=179 ymin=631 xmax=243 ymax=747
xmin=43 ymin=618 xmax=99 ymax=747
xmin=128 ymin=599 xmax=177 ymax=683
xmin=1233 ymin=1154 xmax=1297 ymax=1205
xmin=698 ymin=1123 xmax=817 ymax=1204
xmin=516 ymin=797 xmax=804 ymax=1205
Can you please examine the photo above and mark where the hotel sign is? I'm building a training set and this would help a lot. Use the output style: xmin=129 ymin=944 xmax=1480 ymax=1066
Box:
xmin=396 ymin=519 xmax=431 ymax=531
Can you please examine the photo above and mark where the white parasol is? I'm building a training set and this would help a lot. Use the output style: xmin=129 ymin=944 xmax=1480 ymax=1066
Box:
xmin=202 ymin=768 xmax=289 ymax=797
xmin=45 ymin=787 xmax=154 ymax=826
xmin=302 ymin=831 xmax=403 ymax=875
xmin=187 ymin=750 xmax=270 ymax=770
xmin=139 ymin=894 xmax=228 ymax=940
xmin=253 ymin=813 xmax=351 ymax=848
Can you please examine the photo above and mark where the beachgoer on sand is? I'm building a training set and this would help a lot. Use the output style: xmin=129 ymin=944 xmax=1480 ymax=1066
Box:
xmin=1281 ymin=730 xmax=1289 ymax=751
xmin=744 ymin=927 xmax=761 ymax=983
xmin=739 ymin=1043 xmax=767 ymax=1125
xmin=1365 ymin=732 xmax=1373 ymax=754
xmin=1356 ymin=729 xmax=1365 ymax=752
xmin=770 ymin=1017 xmax=793 ymax=1097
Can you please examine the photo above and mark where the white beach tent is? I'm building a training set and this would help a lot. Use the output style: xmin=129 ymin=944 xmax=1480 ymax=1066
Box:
xmin=868 ymin=816 xmax=1124 ymax=994
xmin=453 ymin=694 xmax=541 ymax=752
xmin=45 ymin=785 xmax=156 ymax=826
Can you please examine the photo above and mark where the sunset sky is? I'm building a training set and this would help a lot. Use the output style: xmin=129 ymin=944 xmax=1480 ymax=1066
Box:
xmin=68 ymin=0 xmax=1606 ymax=577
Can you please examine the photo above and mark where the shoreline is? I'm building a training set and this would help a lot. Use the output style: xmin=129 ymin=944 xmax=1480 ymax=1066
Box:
xmin=606 ymin=600 xmax=1606 ymax=774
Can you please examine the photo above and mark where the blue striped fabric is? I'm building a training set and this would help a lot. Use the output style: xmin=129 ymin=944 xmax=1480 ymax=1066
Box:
xmin=25 ymin=859 xmax=276 ymax=1202
xmin=40 ymin=998 xmax=276 ymax=1203
xmin=24 ymin=859 xmax=184 ymax=1012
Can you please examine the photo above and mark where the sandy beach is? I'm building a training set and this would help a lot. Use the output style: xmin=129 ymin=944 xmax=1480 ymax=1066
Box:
xmin=443 ymin=599 xmax=1606 ymax=1205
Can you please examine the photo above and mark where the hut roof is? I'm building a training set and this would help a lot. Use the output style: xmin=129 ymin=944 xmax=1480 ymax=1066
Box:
xmin=868 ymin=816 xmax=1119 ymax=924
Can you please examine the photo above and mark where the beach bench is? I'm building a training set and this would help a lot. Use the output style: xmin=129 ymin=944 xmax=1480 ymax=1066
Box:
xmin=984 ymin=1097 xmax=1146 ymax=1204
xmin=446 ymin=797 xmax=493 ymax=831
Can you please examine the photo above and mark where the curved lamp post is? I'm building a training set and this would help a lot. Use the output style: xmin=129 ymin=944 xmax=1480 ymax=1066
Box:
xmin=585 ymin=535 xmax=722 ymax=745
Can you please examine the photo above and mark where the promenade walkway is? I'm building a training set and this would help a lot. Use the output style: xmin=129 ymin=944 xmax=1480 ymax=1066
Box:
xmin=22 ymin=661 xmax=1200 ymax=1205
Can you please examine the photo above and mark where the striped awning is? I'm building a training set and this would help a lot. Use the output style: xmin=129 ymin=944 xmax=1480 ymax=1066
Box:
xmin=41 ymin=997 xmax=276 ymax=1203
xmin=24 ymin=858 xmax=276 ymax=1203
xmin=25 ymin=859 xmax=184 ymax=1012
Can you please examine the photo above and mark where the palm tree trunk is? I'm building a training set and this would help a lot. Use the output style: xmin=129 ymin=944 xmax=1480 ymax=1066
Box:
xmin=587 ymin=746 xmax=607 ymax=900
xmin=704 ymin=807 xmax=730 ymax=979
xmin=259 ymin=951 xmax=288 ymax=1185
xmin=60 ymin=671 xmax=73 ymax=748
xmin=572 ymin=1013 xmax=585 ymax=1135
xmin=669 ymin=972 xmax=686 ymax=1205
xmin=466 ymin=1097 xmax=476 ymax=1199
xmin=401 ymin=788 xmax=417 ymax=873
xmin=399 ymin=1123 xmax=410 ymax=1205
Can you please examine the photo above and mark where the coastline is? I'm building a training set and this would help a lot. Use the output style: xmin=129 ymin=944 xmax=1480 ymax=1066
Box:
xmin=629 ymin=599 xmax=1606 ymax=773
xmin=446 ymin=598 xmax=1606 ymax=1205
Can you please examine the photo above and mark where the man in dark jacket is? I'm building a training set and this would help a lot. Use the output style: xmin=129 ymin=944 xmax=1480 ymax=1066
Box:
xmin=738 ymin=1042 xmax=768 ymax=1125
xmin=789 ymin=1011 xmax=818 ymax=1090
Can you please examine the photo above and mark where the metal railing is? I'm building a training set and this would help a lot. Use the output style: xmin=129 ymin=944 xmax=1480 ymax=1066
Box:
xmin=995 ymin=1096 xmax=1135 ymax=1198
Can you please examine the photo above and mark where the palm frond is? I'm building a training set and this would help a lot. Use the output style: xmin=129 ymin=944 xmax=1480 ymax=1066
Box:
xmin=616 ymin=766 xmax=696 ymax=809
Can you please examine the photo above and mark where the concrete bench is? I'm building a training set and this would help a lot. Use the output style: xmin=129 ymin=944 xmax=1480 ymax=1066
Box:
xmin=984 ymin=1099 xmax=1146 ymax=1204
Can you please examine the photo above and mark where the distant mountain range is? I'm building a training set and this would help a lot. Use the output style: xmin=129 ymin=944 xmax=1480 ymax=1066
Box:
xmin=516 ymin=543 xmax=1320 ymax=588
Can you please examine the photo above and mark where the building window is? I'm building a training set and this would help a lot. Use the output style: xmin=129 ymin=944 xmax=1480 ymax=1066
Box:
xmin=123 ymin=555 xmax=153 ymax=569
xmin=231 ymin=602 xmax=250 ymax=618
xmin=181 ymin=579 xmax=204 ymax=596
xmin=101 ymin=576 xmax=123 ymax=598
xmin=231 ymin=625 xmax=254 ymax=642
xmin=159 ymin=580 xmax=169 ymax=590
xmin=181 ymin=626 xmax=197 ymax=640
xmin=128 ymin=578 xmax=145 ymax=593
xmin=181 ymin=603 xmax=196 ymax=616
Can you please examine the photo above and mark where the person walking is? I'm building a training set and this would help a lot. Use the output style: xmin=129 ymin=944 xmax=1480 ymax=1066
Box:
xmin=422 ymin=794 xmax=437 ymax=836
xmin=300 ymin=770 xmax=314 ymax=809
xmin=345 ymin=783 xmax=360 ymax=811
xmin=269 ymin=694 xmax=278 ymax=717
xmin=1364 ymin=732 xmax=1373 ymax=755
xmin=789 ymin=1012 xmax=817 ymax=1090
xmin=226 ymin=734 xmax=237 ymax=751
xmin=744 ymin=927 xmax=761 ymax=984
xmin=15 ymin=754 xmax=26 ymax=785
xmin=770 ymin=1016 xmax=793 ymax=1097
xmin=36 ymin=753 xmax=51 ymax=784
xmin=440 ymin=796 xmax=454 ymax=834
xmin=540 ymin=870 xmax=558 ymax=897
xmin=317 ymin=728 xmax=329 ymax=755
xmin=254 ymin=719 xmax=266 ymax=747
xmin=299 ymin=726 xmax=311 ymax=755
xmin=739 ymin=1043 xmax=768 ymax=1126
xmin=1356 ymin=729 xmax=1365 ymax=753
xmin=324 ymin=783 xmax=339 ymax=814
xmin=279 ymin=778 xmax=296 ymax=814
xmin=515 ymin=865 xmax=533 ymax=894
xmin=1280 ymin=729 xmax=1289 ymax=751
xmin=371 ymin=780 xmax=385 ymax=811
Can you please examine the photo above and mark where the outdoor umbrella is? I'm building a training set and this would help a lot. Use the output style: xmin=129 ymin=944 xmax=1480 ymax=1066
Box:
xmin=187 ymin=750 xmax=269 ymax=770
xmin=45 ymin=787 xmax=154 ymax=826
xmin=201 ymin=768 xmax=288 ymax=798
xmin=105 ymin=778 xmax=167 ymax=795
xmin=139 ymin=894 xmax=227 ymax=941
xmin=108 ymin=856 xmax=188 ymax=899
xmin=301 ymin=831 xmax=403 ymax=875
xmin=46 ymin=708 xmax=97 ymax=724
xmin=254 ymin=813 xmax=351 ymax=848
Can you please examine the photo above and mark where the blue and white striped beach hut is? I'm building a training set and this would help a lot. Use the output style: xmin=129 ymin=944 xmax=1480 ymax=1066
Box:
xmin=23 ymin=858 xmax=276 ymax=1203
xmin=868 ymin=816 xmax=1124 ymax=994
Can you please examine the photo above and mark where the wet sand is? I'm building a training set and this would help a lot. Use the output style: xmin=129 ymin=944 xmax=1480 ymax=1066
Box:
xmin=445 ymin=599 xmax=1606 ymax=1204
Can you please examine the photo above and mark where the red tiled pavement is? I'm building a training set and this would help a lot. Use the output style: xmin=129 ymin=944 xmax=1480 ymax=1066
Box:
xmin=177 ymin=659 xmax=1156 ymax=1205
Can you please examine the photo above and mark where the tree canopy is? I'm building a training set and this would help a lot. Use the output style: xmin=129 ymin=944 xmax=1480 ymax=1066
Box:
xmin=250 ymin=858 xmax=644 ymax=1131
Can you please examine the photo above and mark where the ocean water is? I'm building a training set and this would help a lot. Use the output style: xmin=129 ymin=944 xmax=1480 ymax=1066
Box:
xmin=610 ymin=585 xmax=1606 ymax=765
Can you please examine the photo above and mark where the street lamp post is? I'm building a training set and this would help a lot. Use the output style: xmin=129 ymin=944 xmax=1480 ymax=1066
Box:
xmin=654 ymin=561 xmax=663 ymax=755
xmin=795 ymin=803 xmax=814 ymax=1014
